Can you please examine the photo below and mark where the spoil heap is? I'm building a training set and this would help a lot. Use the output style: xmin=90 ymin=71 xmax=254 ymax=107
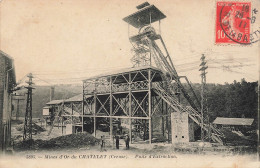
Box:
xmin=15 ymin=123 xmax=46 ymax=134
xmin=32 ymin=123 xmax=46 ymax=133
xmin=52 ymin=132 xmax=100 ymax=148
xmin=221 ymin=128 xmax=257 ymax=146
xmin=14 ymin=133 xmax=100 ymax=151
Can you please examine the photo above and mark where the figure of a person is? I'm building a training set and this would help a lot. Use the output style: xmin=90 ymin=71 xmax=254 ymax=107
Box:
xmin=125 ymin=135 xmax=130 ymax=149
xmin=100 ymin=135 xmax=105 ymax=151
xmin=119 ymin=126 xmax=122 ymax=134
xmin=115 ymin=135 xmax=120 ymax=149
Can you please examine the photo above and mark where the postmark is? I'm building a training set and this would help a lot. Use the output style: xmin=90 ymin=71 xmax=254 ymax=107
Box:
xmin=215 ymin=1 xmax=260 ymax=45
xmin=216 ymin=2 xmax=251 ymax=44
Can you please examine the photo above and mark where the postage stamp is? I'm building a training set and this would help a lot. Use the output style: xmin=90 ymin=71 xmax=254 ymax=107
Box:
xmin=215 ymin=1 xmax=251 ymax=44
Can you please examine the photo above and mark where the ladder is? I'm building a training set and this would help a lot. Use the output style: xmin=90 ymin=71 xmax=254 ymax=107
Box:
xmin=152 ymin=82 xmax=224 ymax=144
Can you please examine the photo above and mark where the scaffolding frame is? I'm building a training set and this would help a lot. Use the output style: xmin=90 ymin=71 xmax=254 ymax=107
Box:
xmin=83 ymin=67 xmax=172 ymax=144
xmin=46 ymin=97 xmax=84 ymax=135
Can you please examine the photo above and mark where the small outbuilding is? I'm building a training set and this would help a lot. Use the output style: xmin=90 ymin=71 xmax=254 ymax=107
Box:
xmin=213 ymin=117 xmax=255 ymax=132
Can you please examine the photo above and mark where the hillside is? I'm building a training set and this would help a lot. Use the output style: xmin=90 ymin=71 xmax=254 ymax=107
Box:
xmin=13 ymin=84 xmax=82 ymax=118
xmin=13 ymin=79 xmax=258 ymax=123
xmin=179 ymin=79 xmax=258 ymax=121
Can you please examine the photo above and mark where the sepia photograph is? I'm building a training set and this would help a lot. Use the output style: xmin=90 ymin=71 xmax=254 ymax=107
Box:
xmin=0 ymin=0 xmax=259 ymax=167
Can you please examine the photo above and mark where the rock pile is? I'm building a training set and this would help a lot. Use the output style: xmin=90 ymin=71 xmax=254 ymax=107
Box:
xmin=14 ymin=133 xmax=100 ymax=151
xmin=15 ymin=123 xmax=46 ymax=135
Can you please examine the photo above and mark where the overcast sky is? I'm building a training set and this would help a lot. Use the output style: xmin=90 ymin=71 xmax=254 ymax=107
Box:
xmin=0 ymin=0 xmax=259 ymax=85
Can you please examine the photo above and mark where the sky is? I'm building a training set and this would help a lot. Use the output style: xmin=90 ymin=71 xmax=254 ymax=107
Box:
xmin=0 ymin=0 xmax=259 ymax=85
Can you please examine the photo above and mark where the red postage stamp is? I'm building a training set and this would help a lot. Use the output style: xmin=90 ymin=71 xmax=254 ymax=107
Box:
xmin=215 ymin=1 xmax=251 ymax=44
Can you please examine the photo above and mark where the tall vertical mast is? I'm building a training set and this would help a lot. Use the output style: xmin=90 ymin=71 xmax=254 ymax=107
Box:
xmin=23 ymin=73 xmax=34 ymax=143
xmin=199 ymin=54 xmax=209 ymax=141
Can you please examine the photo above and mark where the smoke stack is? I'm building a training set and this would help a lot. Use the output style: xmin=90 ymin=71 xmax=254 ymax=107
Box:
xmin=50 ymin=86 xmax=55 ymax=101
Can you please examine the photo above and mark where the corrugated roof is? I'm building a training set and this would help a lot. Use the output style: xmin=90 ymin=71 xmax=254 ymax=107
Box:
xmin=123 ymin=5 xmax=166 ymax=28
xmin=213 ymin=117 xmax=254 ymax=126
xmin=46 ymin=99 xmax=63 ymax=105
xmin=64 ymin=94 xmax=83 ymax=102
xmin=64 ymin=94 xmax=93 ymax=102
xmin=46 ymin=94 xmax=92 ymax=105
xmin=83 ymin=66 xmax=163 ymax=81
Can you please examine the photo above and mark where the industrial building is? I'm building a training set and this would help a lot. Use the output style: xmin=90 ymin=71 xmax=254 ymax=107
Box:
xmin=43 ymin=94 xmax=83 ymax=135
xmin=44 ymin=2 xmax=224 ymax=145
xmin=0 ymin=51 xmax=16 ymax=153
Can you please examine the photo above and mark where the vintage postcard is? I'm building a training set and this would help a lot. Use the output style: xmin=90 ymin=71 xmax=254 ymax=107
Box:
xmin=0 ymin=0 xmax=259 ymax=167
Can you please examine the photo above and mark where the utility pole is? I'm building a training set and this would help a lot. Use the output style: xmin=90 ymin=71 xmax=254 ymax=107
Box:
xmin=199 ymin=54 xmax=209 ymax=142
xmin=23 ymin=73 xmax=34 ymax=143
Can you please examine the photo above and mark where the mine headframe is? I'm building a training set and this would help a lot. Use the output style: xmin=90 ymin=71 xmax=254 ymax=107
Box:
xmin=123 ymin=2 xmax=225 ymax=144
xmin=123 ymin=2 xmax=200 ymax=112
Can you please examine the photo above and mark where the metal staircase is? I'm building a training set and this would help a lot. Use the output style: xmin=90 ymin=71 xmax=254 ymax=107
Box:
xmin=152 ymin=82 xmax=224 ymax=144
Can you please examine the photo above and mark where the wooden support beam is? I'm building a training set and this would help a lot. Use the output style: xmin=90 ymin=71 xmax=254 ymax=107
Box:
xmin=95 ymin=89 xmax=150 ymax=96
xmin=162 ymin=99 xmax=164 ymax=136
xmin=76 ymin=115 xmax=150 ymax=119
xmin=62 ymin=117 xmax=64 ymax=135
xmin=148 ymin=69 xmax=152 ymax=144
xmin=93 ymin=93 xmax=96 ymax=138
xmin=152 ymin=114 xmax=171 ymax=117
xmin=82 ymin=88 xmax=84 ymax=133
xmin=131 ymin=92 xmax=149 ymax=117
xmin=166 ymin=103 xmax=170 ymax=142
xmin=80 ymin=103 xmax=84 ymax=132
xmin=110 ymin=76 xmax=113 ymax=141
xmin=129 ymin=72 xmax=132 ymax=143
